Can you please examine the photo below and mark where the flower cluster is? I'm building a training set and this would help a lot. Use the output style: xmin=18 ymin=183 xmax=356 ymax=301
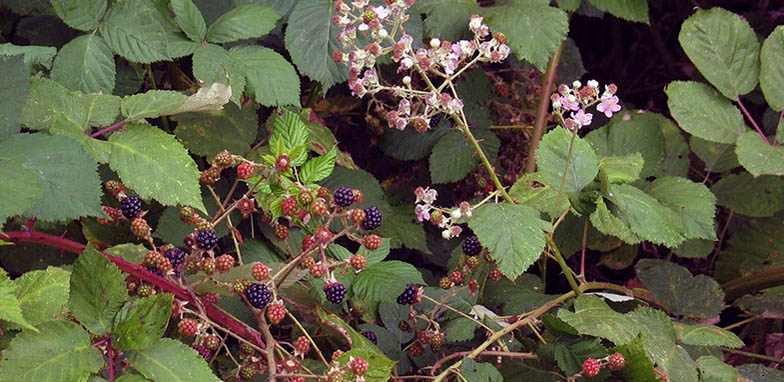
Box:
xmin=414 ymin=187 xmax=473 ymax=239
xmin=333 ymin=0 xmax=511 ymax=132
xmin=550 ymin=80 xmax=621 ymax=131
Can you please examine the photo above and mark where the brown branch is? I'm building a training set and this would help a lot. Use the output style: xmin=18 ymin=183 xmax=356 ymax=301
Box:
xmin=523 ymin=42 xmax=564 ymax=174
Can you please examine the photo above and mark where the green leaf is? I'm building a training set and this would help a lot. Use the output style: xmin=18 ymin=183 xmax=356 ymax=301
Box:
xmin=536 ymin=127 xmax=599 ymax=193
xmin=678 ymin=8 xmax=760 ymax=99
xmin=352 ymin=261 xmax=425 ymax=302
xmin=51 ymin=34 xmax=116 ymax=94
xmin=0 ymin=134 xmax=103 ymax=221
xmin=657 ymin=113 xmax=691 ymax=177
xmin=112 ymin=294 xmax=173 ymax=351
xmin=0 ymin=269 xmax=35 ymax=331
xmin=12 ymin=267 xmax=71 ymax=327
xmin=191 ymin=43 xmax=245 ymax=105
xmin=0 ymin=160 xmax=43 ymax=228
xmin=589 ymin=195 xmax=641 ymax=244
xmin=484 ymin=3 xmax=568 ymax=71
xmin=690 ymin=137 xmax=739 ymax=172
xmin=171 ymin=0 xmax=207 ymax=42
xmin=444 ymin=318 xmax=478 ymax=342
xmin=588 ymin=0 xmax=648 ymax=23
xmin=469 ymin=203 xmax=552 ymax=280
xmin=115 ymin=374 xmax=150 ymax=382
xmin=666 ymin=81 xmax=747 ymax=144
xmin=51 ymin=0 xmax=107 ymax=31
xmin=557 ymin=295 xmax=641 ymax=345
xmin=642 ymin=176 xmax=717 ymax=240
xmin=673 ymin=238 xmax=715 ymax=259
xmin=554 ymin=339 xmax=608 ymax=375
xmin=635 ymin=259 xmax=724 ymax=319
xmin=206 ymin=4 xmax=279 ymax=43
xmin=121 ymin=90 xmax=187 ymax=120
xmin=0 ymin=43 xmax=57 ymax=71
xmin=70 ymin=247 xmax=128 ymax=336
xmin=429 ymin=129 xmax=500 ymax=184
xmin=126 ymin=338 xmax=221 ymax=382
xmin=735 ymin=131 xmax=784 ymax=176
xmin=606 ymin=184 xmax=685 ymax=247
xmin=509 ymin=173 xmax=570 ymax=218
xmin=51 ymin=114 xmax=111 ymax=163
xmin=105 ymin=244 xmax=149 ymax=264
xmin=599 ymin=153 xmax=644 ymax=184
xmin=716 ymin=216 xmax=784 ymax=282
xmin=738 ymin=364 xmax=784 ymax=382
xmin=229 ymin=45 xmax=301 ymax=107
xmin=760 ymin=26 xmax=784 ymax=111
xmin=460 ymin=358 xmax=503 ymax=382
xmin=628 ymin=307 xmax=699 ymax=382
xmin=376 ymin=205 xmax=429 ymax=252
xmin=696 ymin=356 xmax=738 ymax=382
xmin=711 ymin=172 xmax=784 ymax=217
xmin=81 ymin=93 xmax=122 ymax=127
xmin=0 ymin=320 xmax=103 ymax=381
xmin=270 ymin=110 xmax=310 ymax=161
xmin=108 ymin=123 xmax=205 ymax=212
xmin=22 ymin=77 xmax=87 ymax=131
xmin=557 ymin=0 xmax=581 ymax=12
xmin=418 ymin=0 xmax=480 ymax=41
xmin=285 ymin=0 xmax=348 ymax=90
xmin=585 ymin=112 xmax=666 ymax=178
xmin=673 ymin=322 xmax=743 ymax=348
xmin=0 ymin=55 xmax=29 ymax=138
xmin=612 ymin=335 xmax=657 ymax=382
xmin=173 ymin=103 xmax=258 ymax=158
xmin=300 ymin=146 xmax=337 ymax=184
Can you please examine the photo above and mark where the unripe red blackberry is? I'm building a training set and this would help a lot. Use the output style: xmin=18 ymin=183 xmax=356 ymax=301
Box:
xmin=178 ymin=318 xmax=198 ymax=336
xmin=120 ymin=196 xmax=142 ymax=219
xmin=465 ymin=256 xmax=479 ymax=270
xmin=361 ymin=330 xmax=377 ymax=345
xmin=468 ymin=278 xmax=479 ymax=295
xmin=323 ymin=281 xmax=347 ymax=304
xmin=361 ymin=206 xmax=382 ymax=230
xmin=194 ymin=218 xmax=212 ymax=231
xmin=191 ymin=344 xmax=211 ymax=361
xmin=200 ymin=258 xmax=216 ymax=275
xmin=274 ymin=223 xmax=289 ymax=241
xmin=489 ymin=268 xmax=503 ymax=281
xmin=311 ymin=198 xmax=329 ymax=217
xmin=103 ymin=206 xmax=122 ymax=220
xmin=211 ymin=150 xmax=235 ymax=167
xmin=582 ymin=358 xmax=601 ymax=377
xmin=332 ymin=349 xmax=345 ymax=362
xmin=281 ymin=196 xmax=297 ymax=216
xmin=252 ymin=262 xmax=269 ymax=280
xmin=237 ymin=196 xmax=256 ymax=218
xmin=333 ymin=187 xmax=354 ymax=207
xmin=239 ymin=366 xmax=256 ymax=380
xmin=204 ymin=335 xmax=220 ymax=350
xmin=245 ymin=283 xmax=272 ymax=309
xmin=297 ymin=190 xmax=314 ymax=206
xmin=408 ymin=341 xmax=423 ymax=356
xmin=398 ymin=320 xmax=412 ymax=332
xmin=607 ymin=352 xmax=626 ymax=371
xmin=302 ymin=235 xmax=317 ymax=252
xmin=236 ymin=161 xmax=255 ymax=179
xmin=430 ymin=331 xmax=445 ymax=351
xmin=317 ymin=186 xmax=331 ymax=200
xmin=417 ymin=330 xmax=433 ymax=344
xmin=216 ymin=254 xmax=235 ymax=273
xmin=352 ymin=189 xmax=363 ymax=205
xmin=309 ymin=262 xmax=327 ymax=279
xmin=293 ymin=336 xmax=310 ymax=355
xmin=439 ymin=276 xmax=453 ymax=290
xmin=137 ymin=284 xmax=154 ymax=297
xmin=349 ymin=254 xmax=367 ymax=271
xmin=199 ymin=166 xmax=221 ymax=185
xmin=348 ymin=356 xmax=369 ymax=376
xmin=266 ymin=302 xmax=287 ymax=324
xmin=105 ymin=180 xmax=125 ymax=195
xmin=362 ymin=234 xmax=382 ymax=250
xmin=275 ymin=154 xmax=290 ymax=172
xmin=130 ymin=218 xmax=150 ymax=238
xmin=157 ymin=258 xmax=173 ymax=273
xmin=179 ymin=206 xmax=197 ymax=224
xmin=449 ymin=270 xmax=464 ymax=285
xmin=462 ymin=235 xmax=482 ymax=256
xmin=202 ymin=292 xmax=219 ymax=304
xmin=300 ymin=256 xmax=315 ymax=269
xmin=348 ymin=209 xmax=366 ymax=225
xmin=145 ymin=250 xmax=164 ymax=267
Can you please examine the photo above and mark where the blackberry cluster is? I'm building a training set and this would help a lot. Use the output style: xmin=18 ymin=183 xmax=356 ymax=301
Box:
xmin=120 ymin=196 xmax=142 ymax=219
xmin=430 ymin=113 xmax=443 ymax=128
xmin=361 ymin=206 xmax=382 ymax=230
xmin=165 ymin=247 xmax=186 ymax=268
xmin=323 ymin=282 xmax=347 ymax=304
xmin=361 ymin=330 xmax=378 ymax=345
xmin=196 ymin=229 xmax=218 ymax=249
xmin=245 ymin=283 xmax=272 ymax=309
xmin=396 ymin=284 xmax=418 ymax=305
xmin=333 ymin=187 xmax=354 ymax=207
xmin=462 ymin=235 xmax=482 ymax=256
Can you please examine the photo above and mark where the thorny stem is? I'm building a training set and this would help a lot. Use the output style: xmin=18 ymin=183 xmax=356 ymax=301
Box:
xmin=722 ymin=348 xmax=784 ymax=364
xmin=420 ymin=294 xmax=496 ymax=336
xmin=287 ymin=311 xmax=330 ymax=368
xmin=90 ymin=120 xmax=128 ymax=138
xmin=524 ymin=41 xmax=565 ymax=174
xmin=430 ymin=351 xmax=538 ymax=376
xmin=737 ymin=98 xmax=770 ymax=144
xmin=107 ymin=339 xmax=115 ymax=382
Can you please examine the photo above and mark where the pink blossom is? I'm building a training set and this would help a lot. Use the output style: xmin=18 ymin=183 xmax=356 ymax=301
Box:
xmin=560 ymin=97 xmax=579 ymax=111
xmin=415 ymin=204 xmax=431 ymax=222
xmin=596 ymin=95 xmax=621 ymax=118
xmin=397 ymin=99 xmax=411 ymax=116
xmin=372 ymin=5 xmax=390 ymax=20
xmin=570 ymin=110 xmax=593 ymax=127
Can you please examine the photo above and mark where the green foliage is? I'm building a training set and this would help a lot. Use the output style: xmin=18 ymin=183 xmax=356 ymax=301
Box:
xmin=206 ymin=5 xmax=279 ymax=44
xmin=536 ymin=127 xmax=599 ymax=193
xmin=735 ymin=131 xmax=784 ymax=176
xmin=588 ymin=0 xmax=649 ymax=23
xmin=69 ymin=248 xmax=128 ymax=336
xmin=0 ymin=269 xmax=35 ymax=331
xmin=760 ymin=26 xmax=784 ymax=111
xmin=0 ymin=55 xmax=30 ymax=138
xmin=711 ymin=172 xmax=784 ymax=217
xmin=51 ymin=0 xmax=107 ymax=31
xmin=51 ymin=35 xmax=116 ymax=95
xmin=557 ymin=295 xmax=641 ymax=345
xmin=635 ymin=260 xmax=724 ymax=319
xmin=461 ymin=358 xmax=504 ymax=382
xmin=672 ymin=322 xmax=743 ymax=348
xmin=11 ymin=266 xmax=71 ymax=328
xmin=352 ymin=261 xmax=425 ymax=302
xmin=666 ymin=81 xmax=746 ymax=144
xmin=112 ymin=294 xmax=174 ymax=351
xmin=171 ymin=0 xmax=208 ymax=42
xmin=126 ymin=339 xmax=221 ymax=382
xmin=429 ymin=129 xmax=499 ymax=184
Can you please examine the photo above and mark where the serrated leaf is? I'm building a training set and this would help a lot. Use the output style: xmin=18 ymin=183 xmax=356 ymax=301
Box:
xmin=105 ymin=244 xmax=148 ymax=264
xmin=673 ymin=238 xmax=714 ymax=259
xmin=0 ymin=160 xmax=43 ymax=229
xmin=0 ymin=320 xmax=103 ymax=381
xmin=642 ymin=177 xmax=717 ymax=240
xmin=690 ymin=137 xmax=739 ymax=172
xmin=735 ymin=131 xmax=784 ymax=176
xmin=270 ymin=110 xmax=310 ymax=162
xmin=81 ymin=93 xmax=122 ymax=127
xmin=285 ymin=0 xmax=348 ymax=90
xmin=469 ymin=203 xmax=552 ymax=280
xmin=0 ymin=134 xmax=103 ymax=221
xmin=657 ymin=113 xmax=691 ymax=177
xmin=375 ymin=205 xmax=429 ymax=252
xmin=173 ymin=103 xmax=258 ymax=158
xmin=585 ymin=112 xmax=666 ymax=178
xmin=444 ymin=318 xmax=477 ymax=342
xmin=612 ymin=335 xmax=657 ymax=382
xmin=509 ymin=173 xmax=570 ymax=218
xmin=23 ymin=77 xmax=88 ymax=131
xmin=0 ymin=43 xmax=57 ymax=71
xmin=70 ymin=247 xmax=128 ymax=336
xmin=115 ymin=374 xmax=149 ymax=382
xmin=191 ymin=43 xmax=245 ymax=105
xmin=485 ymin=3 xmax=568 ymax=71
xmin=606 ymin=184 xmax=685 ymax=247
xmin=352 ymin=261 xmax=425 ymax=302
xmin=666 ymin=81 xmax=747 ymax=144
xmin=0 ymin=269 xmax=35 ymax=331
xmin=51 ymin=34 xmax=116 ymax=94
xmin=121 ymin=90 xmax=187 ymax=120
xmin=206 ymin=4 xmax=279 ymax=43
xmin=165 ymin=82 xmax=232 ymax=115
xmin=429 ymin=128 xmax=500 ymax=184
xmin=536 ymin=127 xmax=599 ymax=193
xmin=108 ymin=123 xmax=205 ymax=212
xmin=51 ymin=0 xmax=107 ymax=31
xmin=711 ymin=172 xmax=784 ymax=217
xmin=378 ymin=302 xmax=414 ymax=343
xmin=716 ymin=216 xmax=784 ymax=282
xmin=126 ymin=338 xmax=221 ymax=382
xmin=380 ymin=118 xmax=449 ymax=161
xmin=112 ymin=294 xmax=173 ymax=351
xmin=589 ymin=195 xmax=641 ymax=243
xmin=51 ymin=113 xmax=111 ymax=163
xmin=760 ymin=26 xmax=784 ymax=111
xmin=300 ymin=146 xmax=336 ymax=183
xmin=0 ymin=55 xmax=29 ymax=138
xmin=557 ymin=295 xmax=641 ymax=345
xmin=628 ymin=307 xmax=699 ymax=382
xmin=171 ymin=0 xmax=207 ymax=42
xmin=229 ymin=45 xmax=301 ymax=107
xmin=460 ymin=358 xmax=503 ymax=382
xmin=678 ymin=8 xmax=759 ymax=99
xmin=599 ymin=153 xmax=644 ymax=184
xmin=554 ymin=339 xmax=608 ymax=376
xmin=696 ymin=356 xmax=738 ymax=382
xmin=635 ymin=259 xmax=724 ymax=319
xmin=588 ymin=0 xmax=648 ymax=23
xmin=673 ymin=322 xmax=743 ymax=348
xmin=738 ymin=364 xmax=784 ymax=382
xmin=12 ymin=267 xmax=71 ymax=327
xmin=417 ymin=0 xmax=479 ymax=40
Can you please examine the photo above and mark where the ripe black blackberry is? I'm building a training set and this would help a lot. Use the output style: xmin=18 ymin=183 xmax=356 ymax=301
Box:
xmin=196 ymin=229 xmax=218 ymax=249
xmin=323 ymin=281 xmax=347 ymax=304
xmin=430 ymin=113 xmax=443 ymax=128
xmin=361 ymin=330 xmax=378 ymax=345
xmin=462 ymin=235 xmax=482 ymax=256
xmin=396 ymin=284 xmax=418 ymax=305
xmin=333 ymin=187 xmax=354 ymax=207
xmin=245 ymin=283 xmax=272 ymax=309
xmin=165 ymin=247 xmax=186 ymax=267
xmin=361 ymin=206 xmax=382 ymax=231
xmin=120 ymin=196 xmax=142 ymax=219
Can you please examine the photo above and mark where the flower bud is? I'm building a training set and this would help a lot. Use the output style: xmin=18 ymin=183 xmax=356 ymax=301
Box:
xmin=572 ymin=80 xmax=582 ymax=89
xmin=430 ymin=38 xmax=441 ymax=49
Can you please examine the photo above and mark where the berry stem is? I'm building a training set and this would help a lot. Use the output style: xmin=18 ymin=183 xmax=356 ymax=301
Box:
xmin=107 ymin=339 xmax=115 ymax=382
xmin=431 ymin=351 xmax=538 ymax=376
xmin=90 ymin=120 xmax=128 ymax=138
xmin=457 ymin=122 xmax=514 ymax=203
xmin=736 ymin=98 xmax=770 ymax=144
xmin=524 ymin=41 xmax=565 ymax=174
xmin=0 ymin=230 xmax=266 ymax=350
xmin=547 ymin=236 xmax=582 ymax=296
xmin=286 ymin=311 xmax=330 ymax=368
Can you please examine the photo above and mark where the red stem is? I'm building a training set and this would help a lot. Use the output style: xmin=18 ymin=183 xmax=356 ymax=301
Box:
xmin=0 ymin=230 xmax=265 ymax=349
xmin=736 ymin=98 xmax=770 ymax=144
xmin=108 ymin=340 xmax=115 ymax=382
xmin=90 ymin=120 xmax=128 ymax=138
